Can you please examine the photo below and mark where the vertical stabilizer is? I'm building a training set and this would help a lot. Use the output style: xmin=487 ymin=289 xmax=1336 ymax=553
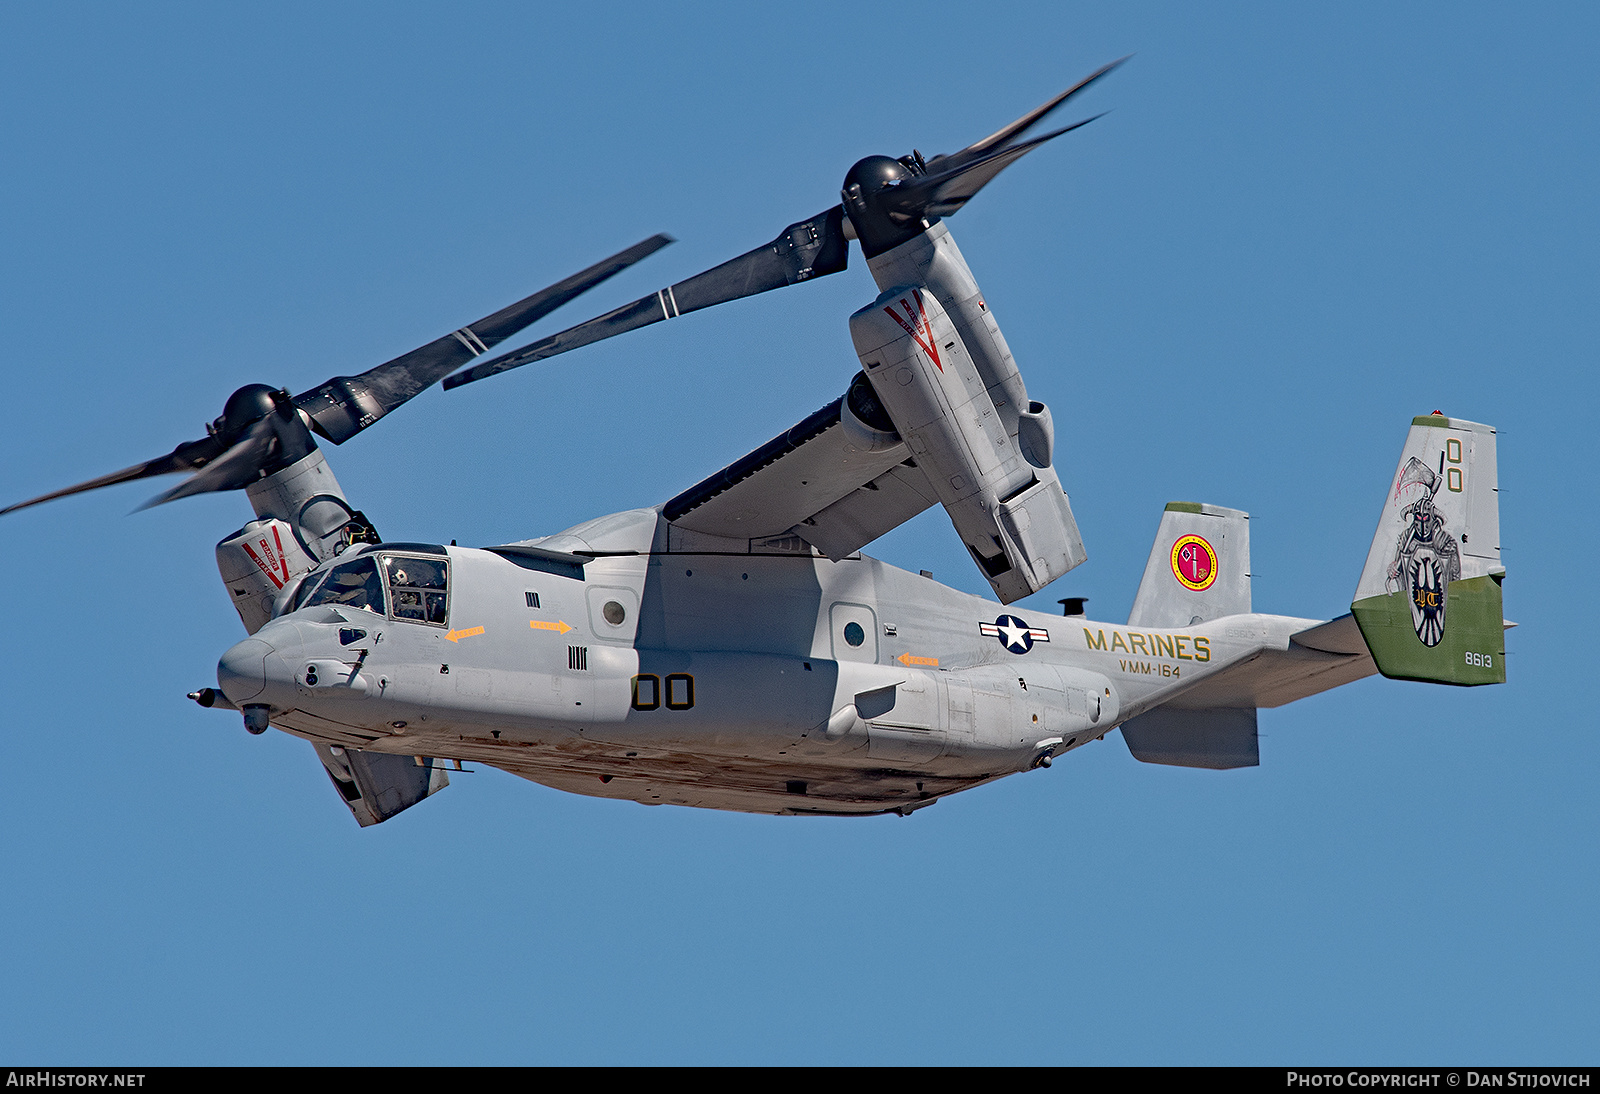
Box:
xmin=1351 ymin=414 xmax=1504 ymax=685
xmin=1128 ymin=502 xmax=1251 ymax=628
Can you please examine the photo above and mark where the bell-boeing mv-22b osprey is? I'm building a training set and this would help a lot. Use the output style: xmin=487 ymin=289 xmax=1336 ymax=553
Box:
xmin=3 ymin=61 xmax=1509 ymax=825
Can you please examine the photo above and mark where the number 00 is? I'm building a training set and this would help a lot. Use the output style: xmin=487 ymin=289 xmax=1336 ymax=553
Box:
xmin=632 ymin=673 xmax=695 ymax=711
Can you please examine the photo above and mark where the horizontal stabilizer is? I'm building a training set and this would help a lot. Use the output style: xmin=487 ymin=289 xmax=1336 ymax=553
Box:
xmin=1170 ymin=634 xmax=1376 ymax=710
xmin=1120 ymin=707 xmax=1258 ymax=770
xmin=1290 ymin=613 xmax=1368 ymax=655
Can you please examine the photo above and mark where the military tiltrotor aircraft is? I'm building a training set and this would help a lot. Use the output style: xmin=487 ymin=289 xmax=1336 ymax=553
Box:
xmin=3 ymin=61 xmax=1509 ymax=824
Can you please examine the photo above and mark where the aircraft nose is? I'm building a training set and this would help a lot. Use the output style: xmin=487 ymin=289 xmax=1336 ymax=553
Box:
xmin=218 ymin=638 xmax=272 ymax=704
xmin=217 ymin=621 xmax=304 ymax=707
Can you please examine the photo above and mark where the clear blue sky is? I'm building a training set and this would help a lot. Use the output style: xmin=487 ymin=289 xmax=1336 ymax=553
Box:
xmin=0 ymin=1 xmax=1593 ymax=1065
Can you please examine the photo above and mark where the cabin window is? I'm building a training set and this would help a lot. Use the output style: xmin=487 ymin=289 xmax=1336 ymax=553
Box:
xmin=302 ymin=557 xmax=386 ymax=615
xmin=383 ymin=554 xmax=449 ymax=626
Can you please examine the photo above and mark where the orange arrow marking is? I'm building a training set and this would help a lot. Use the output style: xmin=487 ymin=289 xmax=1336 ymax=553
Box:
xmin=446 ymin=626 xmax=485 ymax=643
xmin=897 ymin=653 xmax=939 ymax=666
xmin=529 ymin=620 xmax=574 ymax=635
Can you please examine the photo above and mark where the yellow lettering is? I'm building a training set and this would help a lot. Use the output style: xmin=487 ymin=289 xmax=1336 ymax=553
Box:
xmin=1174 ymin=635 xmax=1191 ymax=660
xmin=1129 ymin=633 xmax=1147 ymax=655
xmin=1155 ymin=634 xmax=1176 ymax=658
xmin=1084 ymin=628 xmax=1107 ymax=651
xmin=1111 ymin=631 xmax=1129 ymax=653
xmin=1195 ymin=636 xmax=1211 ymax=662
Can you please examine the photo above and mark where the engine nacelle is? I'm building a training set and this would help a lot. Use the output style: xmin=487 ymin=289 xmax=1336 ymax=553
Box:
xmin=216 ymin=518 xmax=320 ymax=634
xmin=849 ymin=284 xmax=1086 ymax=602
xmin=838 ymin=370 xmax=903 ymax=453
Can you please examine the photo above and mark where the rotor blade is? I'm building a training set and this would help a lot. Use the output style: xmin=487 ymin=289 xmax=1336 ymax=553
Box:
xmin=926 ymin=57 xmax=1127 ymax=174
xmin=296 ymin=233 xmax=674 ymax=443
xmin=443 ymin=207 xmax=849 ymax=389
xmin=139 ymin=416 xmax=279 ymax=510
xmin=0 ymin=434 xmax=225 ymax=517
xmin=889 ymin=115 xmax=1105 ymax=220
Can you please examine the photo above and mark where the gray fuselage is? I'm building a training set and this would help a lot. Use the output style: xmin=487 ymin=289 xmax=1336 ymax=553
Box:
xmin=218 ymin=506 xmax=1317 ymax=816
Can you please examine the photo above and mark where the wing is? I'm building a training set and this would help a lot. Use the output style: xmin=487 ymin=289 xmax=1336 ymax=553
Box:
xmin=662 ymin=388 xmax=938 ymax=558
xmin=1166 ymin=615 xmax=1378 ymax=710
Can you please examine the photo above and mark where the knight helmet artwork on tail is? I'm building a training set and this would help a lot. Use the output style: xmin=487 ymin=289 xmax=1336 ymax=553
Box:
xmin=1352 ymin=413 xmax=1504 ymax=685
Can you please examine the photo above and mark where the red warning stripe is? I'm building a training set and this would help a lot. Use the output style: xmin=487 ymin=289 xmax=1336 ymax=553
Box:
xmin=883 ymin=290 xmax=943 ymax=372
xmin=241 ymin=525 xmax=293 ymax=589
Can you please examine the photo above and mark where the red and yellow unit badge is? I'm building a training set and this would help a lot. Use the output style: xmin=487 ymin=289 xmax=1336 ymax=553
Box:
xmin=1170 ymin=534 xmax=1218 ymax=592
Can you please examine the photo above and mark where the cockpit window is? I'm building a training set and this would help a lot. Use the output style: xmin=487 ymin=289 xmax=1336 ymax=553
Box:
xmin=302 ymin=557 xmax=386 ymax=615
xmin=280 ymin=572 xmax=319 ymax=616
xmin=383 ymin=554 xmax=448 ymax=626
xmin=290 ymin=562 xmax=340 ymax=612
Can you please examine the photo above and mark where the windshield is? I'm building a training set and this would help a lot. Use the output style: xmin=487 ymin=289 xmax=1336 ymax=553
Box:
xmin=301 ymin=556 xmax=386 ymax=615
